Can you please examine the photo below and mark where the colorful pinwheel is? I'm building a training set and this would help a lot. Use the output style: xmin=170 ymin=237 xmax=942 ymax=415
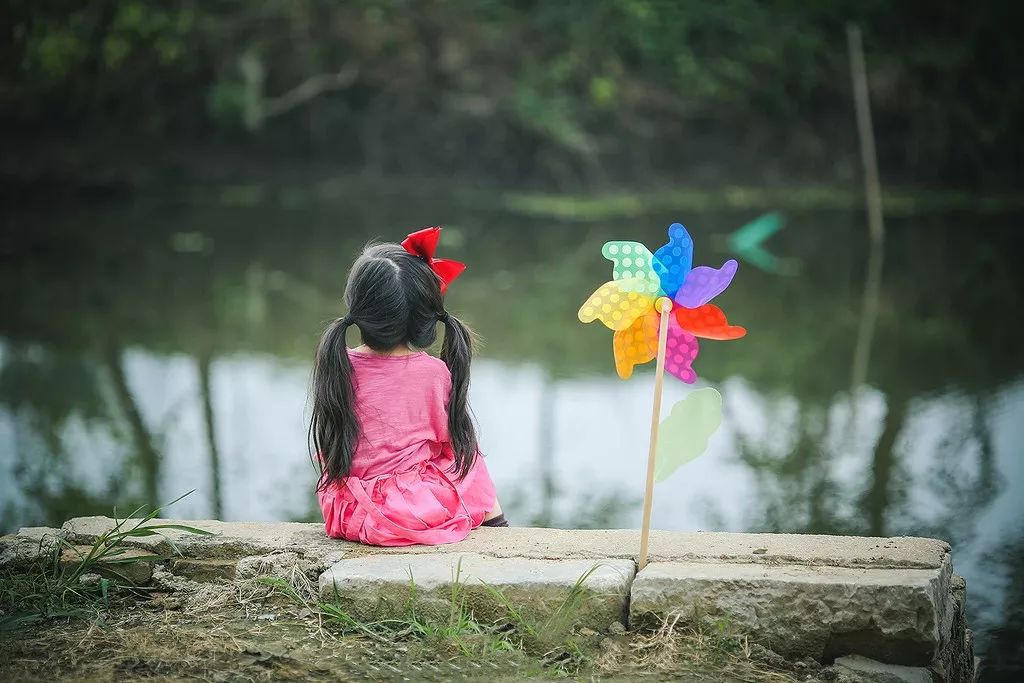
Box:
xmin=578 ymin=222 xmax=746 ymax=382
xmin=577 ymin=222 xmax=746 ymax=568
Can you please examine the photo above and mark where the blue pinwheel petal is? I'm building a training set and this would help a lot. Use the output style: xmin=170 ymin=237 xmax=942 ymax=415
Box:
xmin=653 ymin=223 xmax=694 ymax=298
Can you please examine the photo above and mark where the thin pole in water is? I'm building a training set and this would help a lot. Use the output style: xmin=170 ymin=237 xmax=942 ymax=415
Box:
xmin=638 ymin=297 xmax=672 ymax=570
xmin=846 ymin=23 xmax=886 ymax=395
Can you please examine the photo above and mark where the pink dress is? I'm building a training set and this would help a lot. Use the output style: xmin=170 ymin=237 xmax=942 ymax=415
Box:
xmin=317 ymin=349 xmax=497 ymax=546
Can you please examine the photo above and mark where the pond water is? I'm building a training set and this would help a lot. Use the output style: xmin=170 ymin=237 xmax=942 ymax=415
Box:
xmin=1 ymin=184 xmax=1022 ymax=677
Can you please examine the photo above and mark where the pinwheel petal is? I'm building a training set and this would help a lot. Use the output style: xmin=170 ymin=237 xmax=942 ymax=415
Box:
xmin=661 ymin=315 xmax=700 ymax=384
xmin=673 ymin=260 xmax=737 ymax=308
xmin=602 ymin=241 xmax=662 ymax=292
xmin=578 ymin=279 xmax=657 ymax=331
xmin=652 ymin=223 xmax=694 ymax=299
xmin=673 ymin=303 xmax=746 ymax=340
xmin=613 ymin=309 xmax=659 ymax=378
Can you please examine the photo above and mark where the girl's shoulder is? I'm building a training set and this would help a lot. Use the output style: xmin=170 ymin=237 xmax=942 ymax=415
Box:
xmin=347 ymin=348 xmax=450 ymax=377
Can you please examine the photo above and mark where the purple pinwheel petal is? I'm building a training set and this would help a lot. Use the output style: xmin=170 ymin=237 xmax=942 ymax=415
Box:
xmin=673 ymin=259 xmax=738 ymax=308
xmin=652 ymin=223 xmax=693 ymax=299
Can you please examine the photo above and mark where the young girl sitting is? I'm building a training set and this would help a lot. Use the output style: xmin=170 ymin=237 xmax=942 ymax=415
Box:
xmin=310 ymin=227 xmax=506 ymax=546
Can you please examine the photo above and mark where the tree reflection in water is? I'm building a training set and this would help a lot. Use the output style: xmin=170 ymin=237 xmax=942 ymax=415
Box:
xmin=0 ymin=195 xmax=1022 ymax=674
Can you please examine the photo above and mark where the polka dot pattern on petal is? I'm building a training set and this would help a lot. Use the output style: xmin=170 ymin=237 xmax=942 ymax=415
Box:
xmin=652 ymin=223 xmax=694 ymax=298
xmin=662 ymin=317 xmax=700 ymax=384
xmin=578 ymin=278 xmax=656 ymax=330
xmin=601 ymin=241 xmax=663 ymax=291
xmin=613 ymin=310 xmax=658 ymax=379
xmin=673 ymin=303 xmax=746 ymax=340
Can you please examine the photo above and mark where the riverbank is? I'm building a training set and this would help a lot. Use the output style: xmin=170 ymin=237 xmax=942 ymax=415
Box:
xmin=1 ymin=517 xmax=975 ymax=681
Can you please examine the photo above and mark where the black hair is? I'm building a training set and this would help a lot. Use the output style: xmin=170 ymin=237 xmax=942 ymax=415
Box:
xmin=310 ymin=243 xmax=478 ymax=490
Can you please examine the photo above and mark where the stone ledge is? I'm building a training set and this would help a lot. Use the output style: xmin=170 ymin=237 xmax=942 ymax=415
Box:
xmin=630 ymin=561 xmax=951 ymax=666
xmin=319 ymin=553 xmax=635 ymax=629
xmin=60 ymin=516 xmax=349 ymax=564
xmin=364 ymin=528 xmax=949 ymax=569
xmin=3 ymin=519 xmax=970 ymax=680
xmin=0 ymin=526 xmax=68 ymax=567
xmin=56 ymin=518 xmax=948 ymax=569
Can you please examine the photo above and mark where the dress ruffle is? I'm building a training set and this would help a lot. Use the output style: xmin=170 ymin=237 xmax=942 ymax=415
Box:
xmin=319 ymin=449 xmax=496 ymax=546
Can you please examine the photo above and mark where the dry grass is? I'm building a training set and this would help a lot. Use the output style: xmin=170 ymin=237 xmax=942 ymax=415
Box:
xmin=594 ymin=611 xmax=802 ymax=683
xmin=1 ymin=590 xmax=807 ymax=682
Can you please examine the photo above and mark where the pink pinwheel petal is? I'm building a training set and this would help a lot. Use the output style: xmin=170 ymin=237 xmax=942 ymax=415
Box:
xmin=666 ymin=319 xmax=699 ymax=384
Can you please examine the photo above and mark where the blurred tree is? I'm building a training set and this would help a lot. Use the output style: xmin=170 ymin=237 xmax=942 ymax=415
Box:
xmin=3 ymin=0 xmax=1022 ymax=189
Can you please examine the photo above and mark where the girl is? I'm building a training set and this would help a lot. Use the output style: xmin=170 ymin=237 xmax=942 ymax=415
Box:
xmin=310 ymin=227 xmax=506 ymax=546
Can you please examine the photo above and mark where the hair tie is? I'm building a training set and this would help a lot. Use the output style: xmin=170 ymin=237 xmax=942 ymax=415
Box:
xmin=437 ymin=311 xmax=450 ymax=323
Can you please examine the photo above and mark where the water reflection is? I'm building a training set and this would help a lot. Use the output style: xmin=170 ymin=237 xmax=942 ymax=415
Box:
xmin=0 ymin=194 xmax=1022 ymax=676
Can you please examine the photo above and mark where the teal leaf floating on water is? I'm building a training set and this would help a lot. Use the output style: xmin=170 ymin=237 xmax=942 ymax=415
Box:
xmin=654 ymin=387 xmax=723 ymax=483
xmin=727 ymin=212 xmax=787 ymax=274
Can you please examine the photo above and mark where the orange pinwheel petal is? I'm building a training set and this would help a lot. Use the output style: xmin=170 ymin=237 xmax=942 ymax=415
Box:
xmin=613 ymin=310 xmax=659 ymax=378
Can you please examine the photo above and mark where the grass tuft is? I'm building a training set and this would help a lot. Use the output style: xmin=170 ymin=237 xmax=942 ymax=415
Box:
xmin=602 ymin=610 xmax=799 ymax=682
xmin=0 ymin=491 xmax=210 ymax=634
xmin=256 ymin=560 xmax=608 ymax=677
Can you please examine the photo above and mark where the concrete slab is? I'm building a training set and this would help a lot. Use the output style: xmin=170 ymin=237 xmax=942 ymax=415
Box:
xmin=630 ymin=561 xmax=950 ymax=666
xmin=833 ymin=655 xmax=932 ymax=683
xmin=401 ymin=527 xmax=948 ymax=569
xmin=319 ymin=553 xmax=635 ymax=630
xmin=0 ymin=526 xmax=65 ymax=567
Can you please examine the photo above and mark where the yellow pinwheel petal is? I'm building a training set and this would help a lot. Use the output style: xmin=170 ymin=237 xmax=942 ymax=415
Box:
xmin=578 ymin=278 xmax=657 ymax=331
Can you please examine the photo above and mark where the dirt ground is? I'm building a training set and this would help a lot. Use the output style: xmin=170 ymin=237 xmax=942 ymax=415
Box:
xmin=0 ymin=599 xmax=798 ymax=682
xmin=0 ymin=561 xmax=807 ymax=683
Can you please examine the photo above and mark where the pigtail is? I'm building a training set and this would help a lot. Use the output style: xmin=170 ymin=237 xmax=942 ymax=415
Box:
xmin=439 ymin=312 xmax=478 ymax=478
xmin=310 ymin=316 xmax=359 ymax=490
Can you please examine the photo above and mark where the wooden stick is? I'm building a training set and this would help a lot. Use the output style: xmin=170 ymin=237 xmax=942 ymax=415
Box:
xmin=638 ymin=297 xmax=672 ymax=570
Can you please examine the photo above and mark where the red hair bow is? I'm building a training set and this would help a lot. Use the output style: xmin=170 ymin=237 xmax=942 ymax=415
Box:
xmin=401 ymin=226 xmax=466 ymax=294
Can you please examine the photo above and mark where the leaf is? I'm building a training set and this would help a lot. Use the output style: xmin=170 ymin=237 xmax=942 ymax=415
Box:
xmin=125 ymin=524 xmax=215 ymax=536
xmin=654 ymin=388 xmax=723 ymax=482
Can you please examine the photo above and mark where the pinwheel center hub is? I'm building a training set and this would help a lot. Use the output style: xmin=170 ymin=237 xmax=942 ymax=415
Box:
xmin=655 ymin=296 xmax=672 ymax=314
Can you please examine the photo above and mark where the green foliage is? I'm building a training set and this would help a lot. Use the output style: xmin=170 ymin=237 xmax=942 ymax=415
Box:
xmin=4 ymin=1 xmax=1021 ymax=185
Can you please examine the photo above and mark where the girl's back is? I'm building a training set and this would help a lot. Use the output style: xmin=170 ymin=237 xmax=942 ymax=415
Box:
xmin=345 ymin=349 xmax=452 ymax=479
xmin=312 ymin=231 xmax=502 ymax=546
